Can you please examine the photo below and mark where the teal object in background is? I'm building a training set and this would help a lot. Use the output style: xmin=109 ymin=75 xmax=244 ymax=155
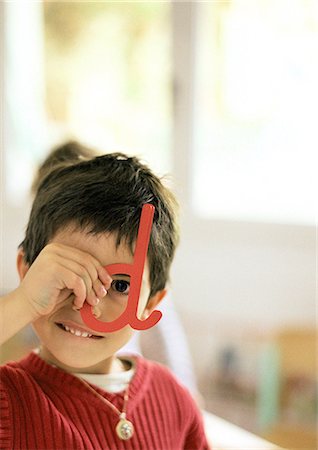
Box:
xmin=257 ymin=343 xmax=281 ymax=431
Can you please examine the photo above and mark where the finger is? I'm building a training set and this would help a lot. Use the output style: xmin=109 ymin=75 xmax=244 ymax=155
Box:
xmin=92 ymin=305 xmax=102 ymax=318
xmin=51 ymin=243 xmax=112 ymax=289
xmin=56 ymin=257 xmax=99 ymax=307
xmin=53 ymin=245 xmax=100 ymax=289
xmin=59 ymin=268 xmax=87 ymax=308
xmin=92 ymin=278 xmax=108 ymax=300
xmin=60 ymin=293 xmax=80 ymax=312
xmin=72 ymin=301 xmax=98 ymax=312
xmin=97 ymin=266 xmax=112 ymax=289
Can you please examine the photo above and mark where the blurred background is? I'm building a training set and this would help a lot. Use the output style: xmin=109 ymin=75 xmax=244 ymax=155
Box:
xmin=0 ymin=1 xmax=317 ymax=449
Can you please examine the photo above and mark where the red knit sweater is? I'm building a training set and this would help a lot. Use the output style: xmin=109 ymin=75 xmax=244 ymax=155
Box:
xmin=0 ymin=351 xmax=210 ymax=450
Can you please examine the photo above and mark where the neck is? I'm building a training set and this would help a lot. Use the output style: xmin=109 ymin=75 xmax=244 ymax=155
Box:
xmin=38 ymin=346 xmax=127 ymax=374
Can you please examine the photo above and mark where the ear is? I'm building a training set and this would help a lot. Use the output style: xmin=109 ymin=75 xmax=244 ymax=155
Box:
xmin=141 ymin=289 xmax=167 ymax=320
xmin=17 ymin=248 xmax=29 ymax=281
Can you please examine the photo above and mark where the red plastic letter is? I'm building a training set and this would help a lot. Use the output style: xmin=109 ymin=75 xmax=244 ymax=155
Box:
xmin=80 ymin=204 xmax=162 ymax=332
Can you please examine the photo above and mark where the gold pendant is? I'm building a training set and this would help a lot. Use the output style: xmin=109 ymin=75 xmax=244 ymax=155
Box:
xmin=116 ymin=416 xmax=134 ymax=440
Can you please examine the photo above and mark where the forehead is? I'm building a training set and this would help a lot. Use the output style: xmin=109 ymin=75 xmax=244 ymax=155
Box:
xmin=50 ymin=225 xmax=135 ymax=267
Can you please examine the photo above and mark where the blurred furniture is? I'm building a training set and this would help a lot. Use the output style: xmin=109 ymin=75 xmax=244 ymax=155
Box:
xmin=201 ymin=326 xmax=316 ymax=450
xmin=260 ymin=328 xmax=317 ymax=450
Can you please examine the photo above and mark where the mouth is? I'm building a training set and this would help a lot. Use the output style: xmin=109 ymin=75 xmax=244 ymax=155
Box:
xmin=55 ymin=322 xmax=104 ymax=340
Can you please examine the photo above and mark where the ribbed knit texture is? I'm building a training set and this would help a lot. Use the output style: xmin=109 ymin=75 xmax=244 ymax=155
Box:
xmin=0 ymin=352 xmax=210 ymax=450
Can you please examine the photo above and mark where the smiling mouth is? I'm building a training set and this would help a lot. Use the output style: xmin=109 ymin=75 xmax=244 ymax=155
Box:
xmin=55 ymin=323 xmax=104 ymax=340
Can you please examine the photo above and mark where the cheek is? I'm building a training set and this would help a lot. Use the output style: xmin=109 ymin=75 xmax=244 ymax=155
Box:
xmin=94 ymin=287 xmax=150 ymax=321
xmin=31 ymin=317 xmax=49 ymax=340
xmin=97 ymin=297 xmax=127 ymax=320
xmin=117 ymin=325 xmax=134 ymax=340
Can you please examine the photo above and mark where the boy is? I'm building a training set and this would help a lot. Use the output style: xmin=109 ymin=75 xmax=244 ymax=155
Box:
xmin=0 ymin=142 xmax=210 ymax=449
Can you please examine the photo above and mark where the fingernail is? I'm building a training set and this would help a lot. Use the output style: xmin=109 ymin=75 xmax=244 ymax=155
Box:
xmin=94 ymin=297 xmax=100 ymax=305
xmin=101 ymin=286 xmax=107 ymax=297
xmin=102 ymin=270 xmax=112 ymax=286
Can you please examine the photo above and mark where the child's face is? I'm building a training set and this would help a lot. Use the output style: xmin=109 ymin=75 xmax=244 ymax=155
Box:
xmin=30 ymin=226 xmax=162 ymax=373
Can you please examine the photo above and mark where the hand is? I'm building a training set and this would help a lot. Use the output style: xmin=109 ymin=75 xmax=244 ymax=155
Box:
xmin=17 ymin=243 xmax=112 ymax=319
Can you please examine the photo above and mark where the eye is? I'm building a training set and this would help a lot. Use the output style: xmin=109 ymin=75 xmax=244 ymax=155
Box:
xmin=111 ymin=279 xmax=130 ymax=295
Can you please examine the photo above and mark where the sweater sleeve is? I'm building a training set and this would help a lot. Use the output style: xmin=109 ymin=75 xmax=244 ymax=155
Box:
xmin=150 ymin=359 xmax=212 ymax=450
xmin=183 ymin=404 xmax=211 ymax=450
xmin=0 ymin=383 xmax=12 ymax=450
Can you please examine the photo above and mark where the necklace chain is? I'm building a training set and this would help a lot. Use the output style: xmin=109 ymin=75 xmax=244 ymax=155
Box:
xmin=76 ymin=371 xmax=134 ymax=440
xmin=78 ymin=376 xmax=129 ymax=417
xmin=37 ymin=349 xmax=134 ymax=440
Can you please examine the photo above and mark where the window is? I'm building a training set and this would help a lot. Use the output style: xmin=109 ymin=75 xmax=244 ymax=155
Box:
xmin=4 ymin=2 xmax=172 ymax=203
xmin=44 ymin=2 xmax=172 ymax=175
xmin=192 ymin=0 xmax=317 ymax=225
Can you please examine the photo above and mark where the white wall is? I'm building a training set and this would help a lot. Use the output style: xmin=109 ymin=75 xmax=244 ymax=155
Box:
xmin=173 ymin=217 xmax=315 ymax=329
xmin=170 ymin=217 xmax=315 ymax=385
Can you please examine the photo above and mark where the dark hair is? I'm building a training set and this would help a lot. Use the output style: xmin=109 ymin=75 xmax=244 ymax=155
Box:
xmin=21 ymin=141 xmax=179 ymax=298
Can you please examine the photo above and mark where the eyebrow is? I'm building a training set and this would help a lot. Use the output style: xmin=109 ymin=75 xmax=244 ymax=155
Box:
xmin=112 ymin=273 xmax=131 ymax=277
xmin=111 ymin=273 xmax=147 ymax=287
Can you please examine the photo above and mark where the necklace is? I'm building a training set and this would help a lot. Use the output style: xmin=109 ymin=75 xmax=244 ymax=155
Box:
xmin=37 ymin=348 xmax=134 ymax=440
xmin=78 ymin=376 xmax=134 ymax=440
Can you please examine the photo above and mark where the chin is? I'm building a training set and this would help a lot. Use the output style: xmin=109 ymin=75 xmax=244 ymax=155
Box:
xmin=33 ymin=321 xmax=133 ymax=371
xmin=50 ymin=345 xmax=113 ymax=371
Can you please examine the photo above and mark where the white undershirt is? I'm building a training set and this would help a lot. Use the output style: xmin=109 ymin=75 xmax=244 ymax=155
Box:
xmin=73 ymin=360 xmax=135 ymax=393
xmin=33 ymin=348 xmax=135 ymax=393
